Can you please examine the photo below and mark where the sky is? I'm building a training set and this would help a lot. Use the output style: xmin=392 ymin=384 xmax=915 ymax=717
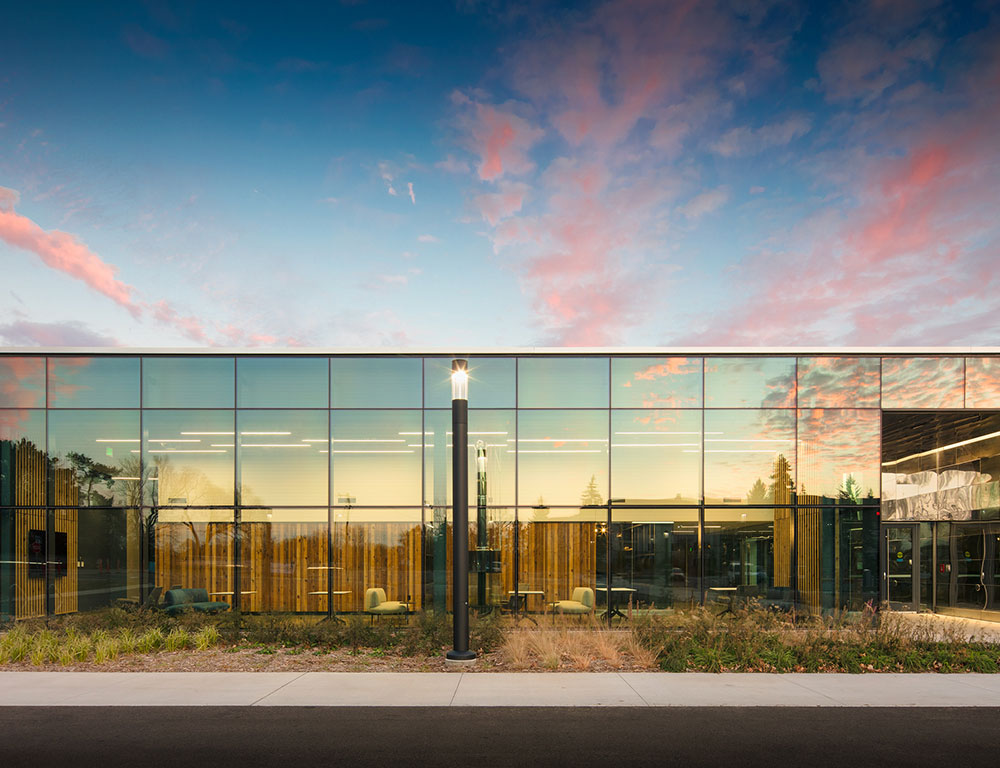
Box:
xmin=1 ymin=0 xmax=999 ymax=349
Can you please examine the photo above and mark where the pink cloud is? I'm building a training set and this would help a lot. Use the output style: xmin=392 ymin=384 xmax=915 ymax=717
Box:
xmin=0 ymin=191 xmax=141 ymax=317
xmin=474 ymin=182 xmax=528 ymax=226
xmin=149 ymin=300 xmax=209 ymax=343
xmin=407 ymin=182 xmax=415 ymax=204
xmin=465 ymin=102 xmax=544 ymax=181
xmin=0 ymin=320 xmax=118 ymax=347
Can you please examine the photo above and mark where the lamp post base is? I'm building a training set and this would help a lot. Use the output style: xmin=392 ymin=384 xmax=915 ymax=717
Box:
xmin=445 ymin=649 xmax=478 ymax=665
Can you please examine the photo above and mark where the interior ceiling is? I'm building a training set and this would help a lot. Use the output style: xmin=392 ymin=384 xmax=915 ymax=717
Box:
xmin=881 ymin=411 xmax=1000 ymax=463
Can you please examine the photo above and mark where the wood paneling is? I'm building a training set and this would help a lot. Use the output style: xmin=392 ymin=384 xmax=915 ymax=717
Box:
xmin=155 ymin=523 xmax=234 ymax=599
xmin=518 ymin=522 xmax=597 ymax=607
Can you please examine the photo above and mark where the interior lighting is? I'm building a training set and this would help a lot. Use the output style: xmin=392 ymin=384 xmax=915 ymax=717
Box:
xmin=331 ymin=449 xmax=414 ymax=454
xmin=181 ymin=431 xmax=235 ymax=435
xmin=240 ymin=431 xmax=291 ymax=435
xmin=111 ymin=476 xmax=141 ymax=481
xmin=881 ymin=429 xmax=1000 ymax=467
xmin=147 ymin=439 xmax=202 ymax=443
xmin=95 ymin=439 xmax=140 ymax=443
xmin=147 ymin=449 xmax=227 ymax=454
xmin=611 ymin=443 xmax=700 ymax=447
xmin=331 ymin=439 xmax=405 ymax=443
xmin=241 ymin=443 xmax=311 ymax=448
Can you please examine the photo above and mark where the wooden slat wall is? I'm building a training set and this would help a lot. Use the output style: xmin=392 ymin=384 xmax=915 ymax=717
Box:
xmin=518 ymin=523 xmax=597 ymax=607
xmin=796 ymin=507 xmax=823 ymax=613
xmin=241 ymin=523 xmax=328 ymax=613
xmin=773 ymin=508 xmax=792 ymax=588
xmin=333 ymin=523 xmax=423 ymax=611
xmin=155 ymin=523 xmax=234 ymax=598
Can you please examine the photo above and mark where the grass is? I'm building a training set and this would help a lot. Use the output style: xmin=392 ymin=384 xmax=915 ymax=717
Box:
xmin=1 ymin=604 xmax=999 ymax=672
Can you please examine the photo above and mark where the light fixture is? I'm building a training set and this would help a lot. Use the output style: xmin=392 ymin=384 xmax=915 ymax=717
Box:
xmin=451 ymin=358 xmax=468 ymax=401
xmin=447 ymin=358 xmax=475 ymax=663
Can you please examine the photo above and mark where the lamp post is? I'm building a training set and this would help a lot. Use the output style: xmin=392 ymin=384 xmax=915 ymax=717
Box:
xmin=446 ymin=359 xmax=476 ymax=662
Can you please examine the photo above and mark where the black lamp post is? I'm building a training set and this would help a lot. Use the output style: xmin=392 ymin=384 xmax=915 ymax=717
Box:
xmin=446 ymin=358 xmax=476 ymax=661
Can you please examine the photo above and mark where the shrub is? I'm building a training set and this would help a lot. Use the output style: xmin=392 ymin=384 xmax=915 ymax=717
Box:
xmin=165 ymin=628 xmax=190 ymax=652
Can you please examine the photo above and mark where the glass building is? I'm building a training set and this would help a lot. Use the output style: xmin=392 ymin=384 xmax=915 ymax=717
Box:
xmin=2 ymin=349 xmax=1000 ymax=623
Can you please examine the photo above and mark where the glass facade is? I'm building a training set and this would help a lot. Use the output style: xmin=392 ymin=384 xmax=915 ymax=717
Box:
xmin=1 ymin=351 xmax=998 ymax=623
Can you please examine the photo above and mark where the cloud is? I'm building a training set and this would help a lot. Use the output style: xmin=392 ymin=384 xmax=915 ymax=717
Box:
xmin=709 ymin=114 xmax=812 ymax=157
xmin=417 ymin=234 xmax=438 ymax=243
xmin=474 ymin=182 xmax=529 ymax=226
xmin=378 ymin=162 xmax=398 ymax=196
xmin=407 ymin=182 xmax=415 ymax=204
xmin=0 ymin=320 xmax=118 ymax=347
xmin=680 ymin=186 xmax=729 ymax=221
xmin=457 ymin=98 xmax=545 ymax=181
xmin=0 ymin=189 xmax=141 ymax=316
xmin=149 ymin=300 xmax=209 ymax=343
xmin=436 ymin=155 xmax=471 ymax=174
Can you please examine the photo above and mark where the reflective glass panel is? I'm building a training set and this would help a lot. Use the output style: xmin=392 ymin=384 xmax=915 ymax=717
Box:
xmin=704 ymin=410 xmax=796 ymax=504
xmin=519 ymin=506 xmax=602 ymax=615
xmin=424 ymin=357 xmax=516 ymax=408
xmin=331 ymin=410 xmax=421 ymax=506
xmin=704 ymin=508 xmax=788 ymax=605
xmin=74 ymin=506 xmax=142 ymax=611
xmin=609 ymin=507 xmax=700 ymax=611
xmin=422 ymin=410 xmax=515 ymax=507
xmin=611 ymin=357 xmax=702 ymax=408
xmin=966 ymin=358 xmax=1000 ymax=408
xmin=48 ymin=357 xmax=139 ymax=408
xmin=517 ymin=410 xmax=608 ymax=506
xmin=0 ymin=409 xmax=46 ymax=506
xmin=48 ymin=410 xmax=140 ymax=507
xmin=882 ymin=357 xmax=963 ymax=409
xmin=0 ymin=357 xmax=45 ymax=407
xmin=518 ymin=357 xmax=609 ymax=408
xmin=331 ymin=357 xmax=421 ymax=408
xmin=238 ymin=411 xmax=328 ymax=506
xmin=143 ymin=357 xmax=235 ymax=408
xmin=797 ymin=357 xmax=880 ymax=408
xmin=705 ymin=357 xmax=796 ymax=408
xmin=142 ymin=410 xmax=235 ymax=506
xmin=239 ymin=508 xmax=329 ymax=613
xmin=610 ymin=410 xmax=701 ymax=503
xmin=797 ymin=409 xmax=880 ymax=502
xmin=153 ymin=511 xmax=235 ymax=599
xmin=237 ymin=357 xmax=328 ymax=408
xmin=333 ymin=508 xmax=423 ymax=610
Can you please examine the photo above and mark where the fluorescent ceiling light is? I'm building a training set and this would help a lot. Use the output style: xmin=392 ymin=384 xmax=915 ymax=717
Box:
xmin=96 ymin=438 xmax=140 ymax=443
xmin=240 ymin=431 xmax=291 ymax=435
xmin=241 ymin=444 xmax=310 ymax=448
xmin=181 ymin=431 xmax=234 ymax=436
xmin=882 ymin=428 xmax=1000 ymax=467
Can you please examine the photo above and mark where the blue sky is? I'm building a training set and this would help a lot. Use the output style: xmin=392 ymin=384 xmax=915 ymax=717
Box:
xmin=2 ymin=0 xmax=999 ymax=347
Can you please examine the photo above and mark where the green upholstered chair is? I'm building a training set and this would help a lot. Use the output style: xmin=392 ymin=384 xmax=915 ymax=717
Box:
xmin=162 ymin=588 xmax=231 ymax=616
xmin=551 ymin=587 xmax=595 ymax=616
xmin=364 ymin=587 xmax=409 ymax=618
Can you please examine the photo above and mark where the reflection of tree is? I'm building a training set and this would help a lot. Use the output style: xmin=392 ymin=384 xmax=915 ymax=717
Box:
xmin=65 ymin=451 xmax=116 ymax=506
xmin=769 ymin=454 xmax=794 ymax=504
xmin=152 ymin=456 xmax=226 ymax=506
xmin=580 ymin=474 xmax=603 ymax=506
xmin=746 ymin=478 xmax=768 ymax=504
xmin=838 ymin=474 xmax=862 ymax=505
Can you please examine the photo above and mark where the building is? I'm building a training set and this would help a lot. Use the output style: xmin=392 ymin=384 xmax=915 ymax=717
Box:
xmin=2 ymin=349 xmax=999 ymax=623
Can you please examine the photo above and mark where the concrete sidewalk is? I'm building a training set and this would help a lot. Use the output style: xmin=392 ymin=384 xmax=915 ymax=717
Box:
xmin=3 ymin=671 xmax=1000 ymax=707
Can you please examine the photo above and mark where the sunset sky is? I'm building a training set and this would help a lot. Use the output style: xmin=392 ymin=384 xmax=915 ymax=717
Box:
xmin=2 ymin=0 xmax=998 ymax=348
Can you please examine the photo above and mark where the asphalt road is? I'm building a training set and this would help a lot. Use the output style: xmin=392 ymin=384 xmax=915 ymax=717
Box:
xmin=1 ymin=707 xmax=998 ymax=768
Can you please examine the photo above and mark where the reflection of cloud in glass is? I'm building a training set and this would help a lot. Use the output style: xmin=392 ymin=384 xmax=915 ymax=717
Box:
xmin=705 ymin=358 xmax=795 ymax=408
xmin=612 ymin=357 xmax=701 ymax=407
xmin=797 ymin=357 xmax=880 ymax=408
xmin=0 ymin=357 xmax=45 ymax=407
xmin=704 ymin=410 xmax=795 ymax=502
xmin=882 ymin=357 xmax=963 ymax=408
xmin=966 ymin=358 xmax=1000 ymax=408
xmin=797 ymin=409 xmax=880 ymax=500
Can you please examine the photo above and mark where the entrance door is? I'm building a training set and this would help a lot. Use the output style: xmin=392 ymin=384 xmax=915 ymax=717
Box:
xmin=950 ymin=523 xmax=1000 ymax=613
xmin=884 ymin=525 xmax=918 ymax=611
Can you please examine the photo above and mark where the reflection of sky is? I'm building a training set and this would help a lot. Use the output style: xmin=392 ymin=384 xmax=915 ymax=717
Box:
xmin=331 ymin=357 xmax=422 ymax=408
xmin=0 ymin=357 xmax=45 ymax=407
xmin=0 ymin=407 xmax=44 ymax=445
xmin=797 ymin=409 xmax=879 ymax=499
xmin=424 ymin=357 xmax=516 ymax=409
xmin=143 ymin=357 xmax=235 ymax=408
xmin=50 ymin=409 xmax=140 ymax=506
xmin=704 ymin=410 xmax=795 ymax=502
xmin=423 ymin=409 xmax=515 ymax=507
xmin=966 ymin=358 xmax=1000 ymax=408
xmin=611 ymin=409 xmax=700 ymax=502
xmin=882 ymin=357 xmax=963 ymax=409
xmin=48 ymin=356 xmax=140 ymax=408
xmin=143 ymin=409 xmax=235 ymax=506
xmin=237 ymin=356 xmax=328 ymax=408
xmin=518 ymin=357 xmax=609 ymax=408
xmin=611 ymin=357 xmax=701 ymax=408
xmin=331 ymin=409 xmax=422 ymax=506
xmin=518 ymin=409 xmax=608 ymax=505
xmin=238 ymin=410 xmax=328 ymax=505
xmin=705 ymin=358 xmax=795 ymax=408
xmin=797 ymin=357 xmax=880 ymax=408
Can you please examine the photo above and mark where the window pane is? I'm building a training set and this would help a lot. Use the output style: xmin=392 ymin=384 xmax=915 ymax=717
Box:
xmin=0 ymin=409 xmax=46 ymax=505
xmin=609 ymin=507 xmax=700 ymax=610
xmin=48 ymin=410 xmax=141 ymax=507
xmin=424 ymin=357 xmax=515 ymax=408
xmin=423 ymin=410 xmax=515 ymax=507
xmin=611 ymin=357 xmax=702 ymax=408
xmin=237 ymin=357 xmax=328 ymax=408
xmin=704 ymin=410 xmax=795 ymax=504
xmin=610 ymin=410 xmax=700 ymax=503
xmin=154 ymin=512 xmax=235 ymax=600
xmin=517 ymin=410 xmax=608 ymax=506
xmin=0 ymin=357 xmax=45 ymax=407
xmin=143 ymin=410 xmax=235 ymax=506
xmin=331 ymin=410 xmax=421 ymax=505
xmin=797 ymin=409 xmax=880 ymax=502
xmin=518 ymin=357 xmax=609 ymax=408
xmin=238 ymin=411 xmax=328 ymax=506
xmin=74 ymin=507 xmax=142 ymax=611
xmin=705 ymin=357 xmax=795 ymax=408
xmin=48 ymin=357 xmax=139 ymax=408
xmin=239 ymin=508 xmax=329 ymax=613
xmin=704 ymin=508 xmax=789 ymax=605
xmin=797 ymin=357 xmax=880 ymax=408
xmin=331 ymin=357 xmax=421 ymax=408
xmin=519 ymin=507 xmax=601 ymax=614
xmin=143 ymin=357 xmax=235 ymax=408
xmin=966 ymin=358 xmax=1000 ymax=408
xmin=882 ymin=357 xmax=963 ymax=409
xmin=334 ymin=508 xmax=423 ymax=610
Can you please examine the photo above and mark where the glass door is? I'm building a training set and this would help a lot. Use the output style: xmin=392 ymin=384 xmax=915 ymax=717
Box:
xmin=950 ymin=523 xmax=1000 ymax=613
xmin=884 ymin=525 xmax=918 ymax=611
